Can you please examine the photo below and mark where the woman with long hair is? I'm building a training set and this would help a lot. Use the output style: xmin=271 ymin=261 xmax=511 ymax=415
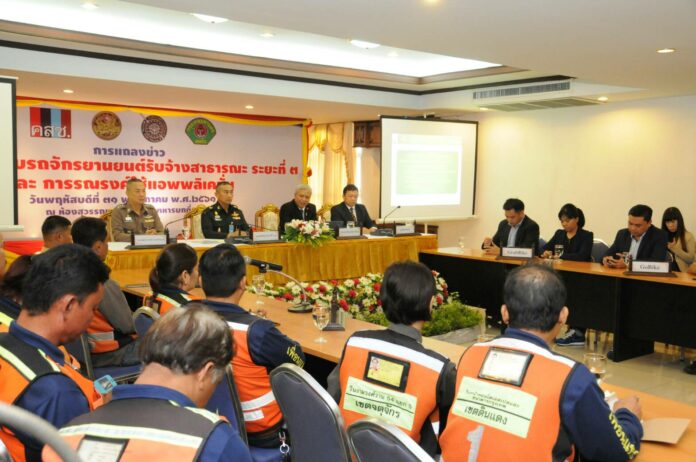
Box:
xmin=144 ymin=243 xmax=199 ymax=315
xmin=661 ymin=207 xmax=695 ymax=272
xmin=541 ymin=203 xmax=594 ymax=262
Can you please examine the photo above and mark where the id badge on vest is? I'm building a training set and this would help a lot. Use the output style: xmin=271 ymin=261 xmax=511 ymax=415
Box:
xmin=77 ymin=436 xmax=127 ymax=462
xmin=478 ymin=347 xmax=532 ymax=386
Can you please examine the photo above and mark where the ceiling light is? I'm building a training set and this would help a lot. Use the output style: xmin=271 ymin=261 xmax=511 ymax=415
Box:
xmin=245 ymin=105 xmax=254 ymax=110
xmin=81 ymin=2 xmax=98 ymax=10
xmin=191 ymin=13 xmax=228 ymax=24
xmin=63 ymin=89 xmax=74 ymax=94
xmin=350 ymin=39 xmax=380 ymax=49
xmin=597 ymin=96 xmax=608 ymax=102
xmin=479 ymin=107 xmax=489 ymax=111
xmin=260 ymin=32 xmax=275 ymax=38
xmin=388 ymin=51 xmax=399 ymax=58
xmin=657 ymin=48 xmax=676 ymax=54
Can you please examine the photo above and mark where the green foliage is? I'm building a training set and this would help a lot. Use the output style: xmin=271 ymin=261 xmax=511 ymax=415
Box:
xmin=422 ymin=301 xmax=483 ymax=337
xmin=359 ymin=310 xmax=389 ymax=327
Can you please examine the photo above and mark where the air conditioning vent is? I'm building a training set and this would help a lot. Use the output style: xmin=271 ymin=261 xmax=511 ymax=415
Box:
xmin=473 ymin=81 xmax=571 ymax=100
xmin=482 ymin=97 xmax=599 ymax=112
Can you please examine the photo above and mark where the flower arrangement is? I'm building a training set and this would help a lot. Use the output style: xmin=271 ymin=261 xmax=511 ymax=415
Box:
xmin=249 ymin=270 xmax=457 ymax=324
xmin=282 ymin=219 xmax=335 ymax=247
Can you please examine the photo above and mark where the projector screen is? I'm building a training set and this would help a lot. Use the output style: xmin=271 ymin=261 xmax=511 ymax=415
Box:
xmin=380 ymin=117 xmax=477 ymax=221
xmin=0 ymin=76 xmax=19 ymax=231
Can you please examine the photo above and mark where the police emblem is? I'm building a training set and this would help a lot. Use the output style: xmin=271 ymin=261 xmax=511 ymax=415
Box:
xmin=185 ymin=118 xmax=217 ymax=145
xmin=141 ymin=115 xmax=167 ymax=142
xmin=92 ymin=111 xmax=122 ymax=140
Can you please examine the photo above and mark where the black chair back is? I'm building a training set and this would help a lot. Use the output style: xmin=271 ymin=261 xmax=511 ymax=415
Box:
xmin=269 ymin=363 xmax=352 ymax=462
xmin=132 ymin=306 xmax=160 ymax=337
xmin=205 ymin=366 xmax=248 ymax=444
xmin=348 ymin=418 xmax=435 ymax=462
xmin=591 ymin=239 xmax=609 ymax=263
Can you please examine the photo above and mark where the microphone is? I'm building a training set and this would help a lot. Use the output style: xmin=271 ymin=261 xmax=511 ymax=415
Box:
xmin=381 ymin=205 xmax=401 ymax=223
xmin=163 ymin=216 xmax=188 ymax=236
xmin=243 ymin=256 xmax=282 ymax=272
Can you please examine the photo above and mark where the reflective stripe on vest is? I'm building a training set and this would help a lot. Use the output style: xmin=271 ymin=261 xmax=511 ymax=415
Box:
xmin=144 ymin=293 xmax=195 ymax=316
xmin=0 ymin=334 xmax=97 ymax=462
xmin=43 ymin=398 xmax=222 ymax=462
xmin=338 ymin=334 xmax=445 ymax=443
xmin=226 ymin=320 xmax=282 ymax=435
xmin=440 ymin=337 xmax=576 ymax=462
xmin=0 ymin=311 xmax=13 ymax=328
xmin=87 ymin=310 xmax=120 ymax=353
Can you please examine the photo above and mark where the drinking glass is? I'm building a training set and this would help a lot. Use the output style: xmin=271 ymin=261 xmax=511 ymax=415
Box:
xmin=458 ymin=236 xmax=467 ymax=251
xmin=583 ymin=353 xmax=607 ymax=383
xmin=554 ymin=244 xmax=564 ymax=259
xmin=181 ymin=226 xmax=191 ymax=240
xmin=312 ymin=303 xmax=330 ymax=343
xmin=346 ymin=221 xmax=356 ymax=228
xmin=252 ymin=275 xmax=265 ymax=307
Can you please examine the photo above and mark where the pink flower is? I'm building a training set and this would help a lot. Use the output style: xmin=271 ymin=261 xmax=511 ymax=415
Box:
xmin=373 ymin=283 xmax=381 ymax=292
xmin=339 ymin=300 xmax=349 ymax=311
xmin=318 ymin=285 xmax=327 ymax=293
xmin=436 ymin=295 xmax=443 ymax=304
xmin=283 ymin=293 xmax=294 ymax=300
xmin=305 ymin=286 xmax=314 ymax=293
xmin=443 ymin=289 xmax=449 ymax=298
xmin=348 ymin=290 xmax=357 ymax=298
xmin=377 ymin=299 xmax=382 ymax=306
xmin=353 ymin=278 xmax=360 ymax=285
xmin=330 ymin=279 xmax=338 ymax=286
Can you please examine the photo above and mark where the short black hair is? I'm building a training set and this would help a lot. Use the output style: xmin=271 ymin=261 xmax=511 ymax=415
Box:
xmin=558 ymin=203 xmax=586 ymax=229
xmin=0 ymin=255 xmax=32 ymax=301
xmin=503 ymin=264 xmax=566 ymax=332
xmin=22 ymin=244 xmax=110 ymax=315
xmin=149 ymin=243 xmax=198 ymax=293
xmin=629 ymin=204 xmax=652 ymax=222
xmin=503 ymin=198 xmax=524 ymax=212
xmin=215 ymin=181 xmax=232 ymax=192
xmin=127 ymin=177 xmax=143 ymax=186
xmin=380 ymin=261 xmax=435 ymax=325
xmin=41 ymin=216 xmax=71 ymax=238
xmin=343 ymin=184 xmax=359 ymax=195
xmin=71 ymin=217 xmax=108 ymax=248
xmin=199 ymin=244 xmax=246 ymax=298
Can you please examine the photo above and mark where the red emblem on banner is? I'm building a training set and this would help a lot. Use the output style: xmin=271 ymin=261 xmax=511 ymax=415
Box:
xmin=29 ymin=107 xmax=72 ymax=139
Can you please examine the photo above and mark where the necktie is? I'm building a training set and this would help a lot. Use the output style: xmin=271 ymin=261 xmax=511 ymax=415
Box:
xmin=349 ymin=207 xmax=357 ymax=223
xmin=301 ymin=208 xmax=305 ymax=220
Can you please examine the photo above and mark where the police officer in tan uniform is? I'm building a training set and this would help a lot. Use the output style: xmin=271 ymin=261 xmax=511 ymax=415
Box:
xmin=111 ymin=178 xmax=164 ymax=242
xmin=201 ymin=182 xmax=249 ymax=239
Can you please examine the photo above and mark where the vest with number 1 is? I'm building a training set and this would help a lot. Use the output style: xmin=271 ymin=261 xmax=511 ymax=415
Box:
xmin=338 ymin=330 xmax=447 ymax=443
xmin=440 ymin=337 xmax=576 ymax=462
xmin=224 ymin=316 xmax=282 ymax=436
xmin=0 ymin=333 xmax=98 ymax=462
xmin=49 ymin=397 xmax=224 ymax=462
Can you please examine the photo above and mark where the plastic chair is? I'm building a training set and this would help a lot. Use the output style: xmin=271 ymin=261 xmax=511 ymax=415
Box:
xmin=64 ymin=334 xmax=141 ymax=383
xmin=132 ymin=306 xmax=160 ymax=336
xmin=269 ymin=363 xmax=352 ymax=462
xmin=0 ymin=402 xmax=80 ymax=462
xmin=348 ymin=417 xmax=435 ymax=462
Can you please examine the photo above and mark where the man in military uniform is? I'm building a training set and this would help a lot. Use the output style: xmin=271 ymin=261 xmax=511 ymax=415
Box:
xmin=201 ymin=182 xmax=249 ymax=239
xmin=111 ymin=178 xmax=164 ymax=242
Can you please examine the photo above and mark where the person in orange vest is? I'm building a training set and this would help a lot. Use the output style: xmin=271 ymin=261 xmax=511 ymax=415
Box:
xmin=199 ymin=244 xmax=306 ymax=450
xmin=143 ymin=243 xmax=199 ymax=315
xmin=43 ymin=303 xmax=253 ymax=462
xmin=0 ymin=244 xmax=109 ymax=462
xmin=439 ymin=264 xmax=643 ymax=462
xmin=327 ymin=261 xmax=456 ymax=457
xmin=71 ymin=217 xmax=140 ymax=367
xmin=0 ymin=255 xmax=32 ymax=329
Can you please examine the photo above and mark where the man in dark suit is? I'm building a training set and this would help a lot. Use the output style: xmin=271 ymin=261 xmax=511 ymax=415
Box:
xmin=279 ymin=184 xmax=318 ymax=231
xmin=330 ymin=184 xmax=377 ymax=233
xmin=482 ymin=198 xmax=540 ymax=255
xmin=603 ymin=204 xmax=668 ymax=268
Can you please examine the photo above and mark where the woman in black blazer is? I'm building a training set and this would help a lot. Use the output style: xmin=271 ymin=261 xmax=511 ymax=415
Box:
xmin=541 ymin=203 xmax=593 ymax=262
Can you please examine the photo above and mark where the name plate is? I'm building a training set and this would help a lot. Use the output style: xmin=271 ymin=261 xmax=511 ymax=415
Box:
xmin=338 ymin=227 xmax=361 ymax=238
xmin=132 ymin=234 xmax=167 ymax=246
xmin=253 ymin=231 xmax=279 ymax=243
xmin=395 ymin=224 xmax=416 ymax=235
xmin=501 ymin=247 xmax=533 ymax=259
xmin=631 ymin=261 xmax=670 ymax=274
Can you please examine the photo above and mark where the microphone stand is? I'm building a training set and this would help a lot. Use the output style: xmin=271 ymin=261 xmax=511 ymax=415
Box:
xmin=256 ymin=265 xmax=313 ymax=313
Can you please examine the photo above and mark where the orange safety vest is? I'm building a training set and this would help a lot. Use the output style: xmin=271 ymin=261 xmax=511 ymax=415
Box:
xmin=43 ymin=397 xmax=225 ymax=462
xmin=226 ymin=319 xmax=283 ymax=437
xmin=86 ymin=310 xmax=136 ymax=354
xmin=0 ymin=333 xmax=99 ymax=462
xmin=143 ymin=291 xmax=197 ymax=316
xmin=440 ymin=337 xmax=576 ymax=462
xmin=338 ymin=332 xmax=447 ymax=444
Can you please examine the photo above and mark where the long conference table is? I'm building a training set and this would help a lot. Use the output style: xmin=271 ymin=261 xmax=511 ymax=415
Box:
xmin=419 ymin=248 xmax=696 ymax=362
xmin=105 ymin=234 xmax=437 ymax=284
xmin=111 ymin=271 xmax=695 ymax=462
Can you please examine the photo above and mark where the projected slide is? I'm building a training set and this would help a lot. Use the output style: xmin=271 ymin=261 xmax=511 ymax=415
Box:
xmin=392 ymin=134 xmax=462 ymax=205
xmin=381 ymin=118 xmax=477 ymax=221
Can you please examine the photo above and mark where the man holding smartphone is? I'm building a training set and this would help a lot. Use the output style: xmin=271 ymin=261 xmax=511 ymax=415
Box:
xmin=602 ymin=204 xmax=668 ymax=268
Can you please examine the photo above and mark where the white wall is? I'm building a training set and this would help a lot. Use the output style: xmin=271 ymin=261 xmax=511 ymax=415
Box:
xmin=365 ymin=95 xmax=696 ymax=248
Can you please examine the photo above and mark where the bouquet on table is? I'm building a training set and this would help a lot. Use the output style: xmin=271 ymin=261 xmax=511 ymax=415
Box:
xmin=282 ymin=219 xmax=335 ymax=247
